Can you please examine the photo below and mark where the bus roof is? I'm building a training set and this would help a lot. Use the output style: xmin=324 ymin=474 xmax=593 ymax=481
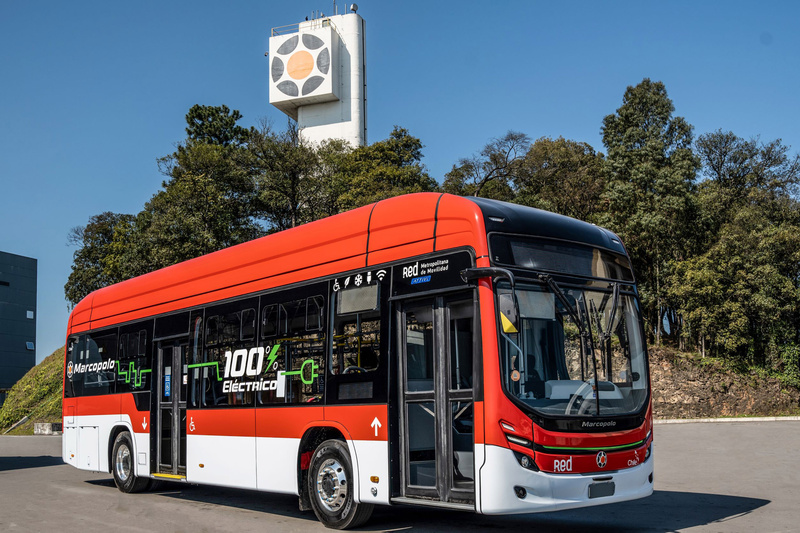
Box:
xmin=69 ymin=193 xmax=488 ymax=332
xmin=69 ymin=193 xmax=625 ymax=333
xmin=465 ymin=196 xmax=626 ymax=254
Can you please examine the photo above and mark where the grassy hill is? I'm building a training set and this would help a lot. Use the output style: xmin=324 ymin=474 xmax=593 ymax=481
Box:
xmin=0 ymin=346 xmax=64 ymax=435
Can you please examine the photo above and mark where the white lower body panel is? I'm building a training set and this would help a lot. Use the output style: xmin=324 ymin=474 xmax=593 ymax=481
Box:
xmin=187 ymin=434 xmax=258 ymax=489
xmin=349 ymin=439 xmax=389 ymax=505
xmin=479 ymin=445 xmax=653 ymax=514
xmin=62 ymin=414 xmax=124 ymax=473
xmin=255 ymin=437 xmax=301 ymax=494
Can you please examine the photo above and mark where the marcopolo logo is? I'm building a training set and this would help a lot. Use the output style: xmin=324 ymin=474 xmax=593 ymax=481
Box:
xmin=581 ymin=420 xmax=616 ymax=429
xmin=68 ymin=358 xmax=115 ymax=378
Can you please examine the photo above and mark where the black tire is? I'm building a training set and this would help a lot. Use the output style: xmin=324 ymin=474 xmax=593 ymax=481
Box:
xmin=112 ymin=431 xmax=150 ymax=493
xmin=308 ymin=439 xmax=374 ymax=529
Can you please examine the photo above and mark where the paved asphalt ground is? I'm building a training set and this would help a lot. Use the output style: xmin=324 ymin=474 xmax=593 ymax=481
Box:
xmin=1 ymin=421 xmax=798 ymax=532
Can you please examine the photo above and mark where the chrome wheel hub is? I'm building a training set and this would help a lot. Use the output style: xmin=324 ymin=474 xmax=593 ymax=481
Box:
xmin=316 ymin=458 xmax=347 ymax=511
xmin=115 ymin=444 xmax=131 ymax=483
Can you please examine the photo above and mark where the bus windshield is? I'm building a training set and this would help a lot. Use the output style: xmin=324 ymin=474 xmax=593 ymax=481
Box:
xmin=497 ymin=281 xmax=648 ymax=418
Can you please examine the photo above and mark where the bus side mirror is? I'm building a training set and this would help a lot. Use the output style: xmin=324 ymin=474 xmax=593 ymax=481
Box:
xmin=497 ymin=293 xmax=520 ymax=333
xmin=460 ymin=267 xmax=520 ymax=333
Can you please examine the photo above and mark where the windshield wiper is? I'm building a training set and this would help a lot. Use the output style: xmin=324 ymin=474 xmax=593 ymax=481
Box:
xmin=538 ymin=274 xmax=601 ymax=414
xmin=598 ymin=282 xmax=620 ymax=379
xmin=590 ymin=282 xmax=621 ymax=379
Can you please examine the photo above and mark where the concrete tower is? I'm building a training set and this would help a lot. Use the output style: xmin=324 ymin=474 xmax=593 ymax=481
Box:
xmin=269 ymin=9 xmax=366 ymax=147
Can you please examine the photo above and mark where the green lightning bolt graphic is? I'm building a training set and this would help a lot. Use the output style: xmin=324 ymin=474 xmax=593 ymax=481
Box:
xmin=265 ymin=344 xmax=281 ymax=372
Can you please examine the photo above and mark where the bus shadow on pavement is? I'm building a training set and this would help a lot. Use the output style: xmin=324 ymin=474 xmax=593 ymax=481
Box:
xmin=139 ymin=481 xmax=316 ymax=522
xmin=93 ymin=480 xmax=769 ymax=532
xmin=0 ymin=455 xmax=64 ymax=472
xmin=367 ymin=490 xmax=771 ymax=532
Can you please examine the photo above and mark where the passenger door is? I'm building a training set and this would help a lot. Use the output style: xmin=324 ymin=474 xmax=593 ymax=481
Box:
xmin=398 ymin=293 xmax=476 ymax=505
xmin=155 ymin=341 xmax=188 ymax=478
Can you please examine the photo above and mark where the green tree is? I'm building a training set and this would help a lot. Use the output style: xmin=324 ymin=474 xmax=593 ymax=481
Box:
xmin=66 ymin=105 xmax=265 ymax=291
xmin=159 ymin=105 xmax=257 ymax=215
xmin=250 ymin=122 xmax=328 ymax=231
xmin=600 ymin=78 xmax=700 ymax=345
xmin=514 ymin=136 xmax=605 ymax=221
xmin=442 ymin=131 xmax=529 ymax=200
xmin=668 ymin=205 xmax=800 ymax=365
xmin=183 ymin=104 xmax=250 ymax=147
xmin=670 ymin=131 xmax=800 ymax=368
xmin=122 ymin=172 xmax=264 ymax=276
xmin=336 ymin=126 xmax=438 ymax=210
xmin=64 ymin=212 xmax=135 ymax=306
xmin=119 ymin=106 xmax=264 ymax=275
xmin=695 ymin=130 xmax=800 ymax=240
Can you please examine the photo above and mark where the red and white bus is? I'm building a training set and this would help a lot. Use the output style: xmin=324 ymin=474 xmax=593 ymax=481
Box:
xmin=63 ymin=193 xmax=653 ymax=529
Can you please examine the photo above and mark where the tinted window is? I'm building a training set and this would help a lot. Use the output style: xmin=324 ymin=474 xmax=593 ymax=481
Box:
xmin=201 ymin=298 xmax=260 ymax=408
xmin=491 ymin=235 xmax=634 ymax=282
xmin=65 ymin=330 xmax=118 ymax=397
xmin=261 ymin=305 xmax=278 ymax=338
xmin=257 ymin=290 xmax=326 ymax=406
xmin=117 ymin=328 xmax=152 ymax=394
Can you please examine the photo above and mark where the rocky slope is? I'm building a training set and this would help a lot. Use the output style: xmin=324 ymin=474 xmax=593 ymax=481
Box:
xmin=650 ymin=347 xmax=800 ymax=419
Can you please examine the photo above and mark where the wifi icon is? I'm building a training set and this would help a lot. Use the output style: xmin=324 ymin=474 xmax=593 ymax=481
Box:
xmin=375 ymin=270 xmax=387 ymax=281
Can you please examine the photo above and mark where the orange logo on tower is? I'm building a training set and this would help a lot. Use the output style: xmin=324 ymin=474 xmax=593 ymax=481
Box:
xmin=271 ymin=33 xmax=332 ymax=98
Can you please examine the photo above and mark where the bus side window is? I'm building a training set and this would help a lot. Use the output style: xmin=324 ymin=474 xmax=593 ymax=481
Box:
xmin=261 ymin=305 xmax=278 ymax=338
xmin=203 ymin=315 xmax=226 ymax=406
xmin=206 ymin=316 xmax=220 ymax=346
xmin=241 ymin=309 xmax=256 ymax=341
xmin=286 ymin=298 xmax=325 ymax=404
xmin=307 ymin=296 xmax=324 ymax=331
xmin=65 ymin=335 xmax=84 ymax=398
xmin=138 ymin=329 xmax=146 ymax=356
xmin=332 ymin=284 xmax=380 ymax=376
xmin=117 ymin=328 xmax=151 ymax=393
xmin=82 ymin=331 xmax=117 ymax=396
xmin=203 ymin=302 xmax=260 ymax=408
xmin=258 ymin=294 xmax=326 ymax=406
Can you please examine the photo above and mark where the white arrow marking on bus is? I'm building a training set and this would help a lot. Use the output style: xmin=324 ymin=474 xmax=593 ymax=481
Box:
xmin=371 ymin=417 xmax=382 ymax=437
xmin=142 ymin=417 xmax=147 ymax=431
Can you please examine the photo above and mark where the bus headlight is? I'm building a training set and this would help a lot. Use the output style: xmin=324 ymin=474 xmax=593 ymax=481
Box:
xmin=513 ymin=451 xmax=539 ymax=471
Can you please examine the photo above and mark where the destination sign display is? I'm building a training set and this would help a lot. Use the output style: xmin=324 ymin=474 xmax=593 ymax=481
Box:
xmin=391 ymin=251 xmax=473 ymax=296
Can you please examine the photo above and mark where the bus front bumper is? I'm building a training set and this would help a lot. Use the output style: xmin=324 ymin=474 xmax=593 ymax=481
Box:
xmin=478 ymin=445 xmax=654 ymax=514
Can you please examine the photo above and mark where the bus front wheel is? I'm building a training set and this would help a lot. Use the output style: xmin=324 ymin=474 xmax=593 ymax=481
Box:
xmin=308 ymin=439 xmax=373 ymax=529
xmin=112 ymin=431 xmax=150 ymax=493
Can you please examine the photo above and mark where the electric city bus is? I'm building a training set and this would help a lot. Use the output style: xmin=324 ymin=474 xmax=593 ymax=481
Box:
xmin=62 ymin=193 xmax=653 ymax=529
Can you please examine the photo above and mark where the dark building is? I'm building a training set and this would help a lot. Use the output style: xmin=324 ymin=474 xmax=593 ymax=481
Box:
xmin=0 ymin=251 xmax=37 ymax=407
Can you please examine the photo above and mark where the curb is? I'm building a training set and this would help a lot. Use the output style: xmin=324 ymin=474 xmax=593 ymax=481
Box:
xmin=654 ymin=416 xmax=800 ymax=425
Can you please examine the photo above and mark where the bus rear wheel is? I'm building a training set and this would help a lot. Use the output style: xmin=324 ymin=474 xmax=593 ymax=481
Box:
xmin=112 ymin=431 xmax=150 ymax=493
xmin=308 ymin=439 xmax=373 ymax=529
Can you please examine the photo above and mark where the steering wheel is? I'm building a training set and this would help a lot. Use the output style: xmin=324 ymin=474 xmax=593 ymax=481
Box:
xmin=343 ymin=366 xmax=365 ymax=374
xmin=564 ymin=381 xmax=594 ymax=415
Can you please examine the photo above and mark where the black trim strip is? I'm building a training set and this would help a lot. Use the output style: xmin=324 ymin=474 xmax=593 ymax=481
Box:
xmin=432 ymin=193 xmax=444 ymax=252
xmin=365 ymin=201 xmax=379 ymax=267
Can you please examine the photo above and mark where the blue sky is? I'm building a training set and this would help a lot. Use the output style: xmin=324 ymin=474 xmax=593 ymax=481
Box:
xmin=1 ymin=1 xmax=798 ymax=362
